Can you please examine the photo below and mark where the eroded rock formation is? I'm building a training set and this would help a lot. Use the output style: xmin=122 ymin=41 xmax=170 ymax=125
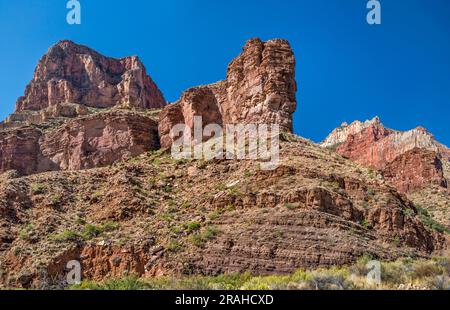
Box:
xmin=382 ymin=148 xmax=447 ymax=193
xmin=159 ymin=38 xmax=297 ymax=148
xmin=0 ymin=41 xmax=165 ymax=176
xmin=322 ymin=117 xmax=450 ymax=193
xmin=40 ymin=111 xmax=160 ymax=171
xmin=16 ymin=40 xmax=166 ymax=111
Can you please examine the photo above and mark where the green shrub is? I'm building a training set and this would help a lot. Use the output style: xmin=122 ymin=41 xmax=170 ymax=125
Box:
xmin=19 ymin=224 xmax=34 ymax=240
xmin=101 ymin=222 xmax=120 ymax=232
xmin=82 ymin=222 xmax=120 ymax=239
xmin=184 ymin=221 xmax=201 ymax=233
xmin=203 ymin=226 xmax=220 ymax=240
xmin=82 ymin=224 xmax=102 ymax=239
xmin=189 ymin=234 xmax=205 ymax=248
xmin=31 ymin=183 xmax=46 ymax=195
xmin=360 ymin=219 xmax=373 ymax=230
xmin=167 ymin=240 xmax=182 ymax=253
xmin=416 ymin=206 xmax=449 ymax=234
xmin=71 ymin=276 xmax=148 ymax=290
xmin=402 ymin=208 xmax=415 ymax=218
xmin=367 ymin=188 xmax=376 ymax=196
xmin=52 ymin=230 xmax=82 ymax=242
xmin=285 ymin=203 xmax=300 ymax=210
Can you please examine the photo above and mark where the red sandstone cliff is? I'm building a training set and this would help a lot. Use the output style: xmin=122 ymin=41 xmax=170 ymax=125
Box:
xmin=322 ymin=117 xmax=450 ymax=193
xmin=0 ymin=41 xmax=165 ymax=176
xmin=16 ymin=40 xmax=166 ymax=111
xmin=159 ymin=38 xmax=297 ymax=148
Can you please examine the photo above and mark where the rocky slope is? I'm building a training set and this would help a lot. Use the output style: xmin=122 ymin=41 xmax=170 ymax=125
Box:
xmin=0 ymin=39 xmax=447 ymax=289
xmin=159 ymin=38 xmax=297 ymax=148
xmin=0 ymin=136 xmax=445 ymax=288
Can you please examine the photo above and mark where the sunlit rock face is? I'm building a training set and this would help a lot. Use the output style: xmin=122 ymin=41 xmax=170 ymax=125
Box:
xmin=322 ymin=118 xmax=450 ymax=193
xmin=0 ymin=40 xmax=165 ymax=176
xmin=15 ymin=40 xmax=166 ymax=111
xmin=159 ymin=38 xmax=297 ymax=148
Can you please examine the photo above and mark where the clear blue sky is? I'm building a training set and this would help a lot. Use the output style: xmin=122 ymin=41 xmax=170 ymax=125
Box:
xmin=0 ymin=0 xmax=449 ymax=145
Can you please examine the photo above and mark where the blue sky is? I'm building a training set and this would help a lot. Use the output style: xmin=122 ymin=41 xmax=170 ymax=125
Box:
xmin=0 ymin=0 xmax=449 ymax=145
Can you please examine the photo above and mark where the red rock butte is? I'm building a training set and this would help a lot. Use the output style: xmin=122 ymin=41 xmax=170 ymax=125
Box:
xmin=322 ymin=117 xmax=450 ymax=194
xmin=15 ymin=40 xmax=166 ymax=111
xmin=159 ymin=38 xmax=297 ymax=148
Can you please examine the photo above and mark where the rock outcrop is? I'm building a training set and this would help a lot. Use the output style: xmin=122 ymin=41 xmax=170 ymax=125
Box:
xmin=322 ymin=117 xmax=450 ymax=193
xmin=0 ymin=111 xmax=159 ymax=176
xmin=382 ymin=148 xmax=447 ymax=193
xmin=15 ymin=40 xmax=166 ymax=111
xmin=0 ymin=128 xmax=42 ymax=176
xmin=0 ymin=41 xmax=165 ymax=176
xmin=159 ymin=38 xmax=297 ymax=148
xmin=39 ymin=111 xmax=160 ymax=171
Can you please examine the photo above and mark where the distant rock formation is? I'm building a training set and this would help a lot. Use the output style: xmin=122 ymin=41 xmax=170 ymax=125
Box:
xmin=159 ymin=38 xmax=297 ymax=148
xmin=15 ymin=40 xmax=166 ymax=111
xmin=322 ymin=117 xmax=450 ymax=193
xmin=0 ymin=41 xmax=164 ymax=176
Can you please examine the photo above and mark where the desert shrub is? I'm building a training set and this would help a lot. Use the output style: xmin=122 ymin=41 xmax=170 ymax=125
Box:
xmin=285 ymin=203 xmax=300 ymax=210
xmin=411 ymin=261 xmax=444 ymax=280
xmin=426 ymin=275 xmax=450 ymax=290
xmin=367 ymin=188 xmax=376 ymax=196
xmin=31 ymin=183 xmax=46 ymax=195
xmin=50 ymin=194 xmax=63 ymax=205
xmin=402 ymin=208 xmax=415 ymax=218
xmin=71 ymin=276 xmax=148 ymax=290
xmin=19 ymin=224 xmax=34 ymax=240
xmin=416 ymin=206 xmax=449 ymax=234
xmin=306 ymin=268 xmax=353 ymax=290
xmin=176 ymin=273 xmax=252 ymax=290
xmin=101 ymin=221 xmax=120 ymax=232
xmin=360 ymin=219 xmax=373 ymax=230
xmin=184 ymin=221 xmax=201 ymax=233
xmin=52 ymin=230 xmax=82 ymax=242
xmin=380 ymin=261 xmax=408 ymax=285
xmin=167 ymin=240 xmax=182 ymax=253
xmin=82 ymin=222 xmax=119 ymax=239
xmin=189 ymin=234 xmax=205 ymax=248
xmin=240 ymin=275 xmax=294 ymax=290
xmin=203 ymin=226 xmax=220 ymax=240
xmin=82 ymin=224 xmax=103 ymax=239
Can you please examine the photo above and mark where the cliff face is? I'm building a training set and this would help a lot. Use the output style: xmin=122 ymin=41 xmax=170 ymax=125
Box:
xmin=0 ymin=128 xmax=42 ymax=176
xmin=16 ymin=40 xmax=166 ymax=111
xmin=382 ymin=148 xmax=447 ymax=193
xmin=159 ymin=38 xmax=297 ymax=148
xmin=39 ymin=111 xmax=160 ymax=171
xmin=0 ymin=41 xmax=164 ymax=176
xmin=322 ymin=118 xmax=450 ymax=194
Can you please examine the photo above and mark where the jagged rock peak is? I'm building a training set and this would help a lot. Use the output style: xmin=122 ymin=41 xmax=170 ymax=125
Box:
xmin=159 ymin=38 xmax=297 ymax=148
xmin=15 ymin=40 xmax=166 ymax=112
xmin=321 ymin=116 xmax=384 ymax=148
xmin=321 ymin=117 xmax=450 ymax=193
